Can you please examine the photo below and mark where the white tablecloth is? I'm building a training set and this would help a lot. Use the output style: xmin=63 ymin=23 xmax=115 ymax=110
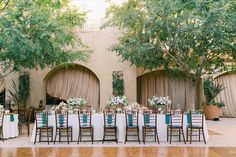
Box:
xmin=3 ymin=114 xmax=19 ymax=139
xmin=31 ymin=114 xmax=208 ymax=142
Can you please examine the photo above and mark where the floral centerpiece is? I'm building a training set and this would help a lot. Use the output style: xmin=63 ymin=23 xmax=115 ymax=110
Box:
xmin=124 ymin=102 xmax=141 ymax=111
xmin=67 ymin=97 xmax=87 ymax=109
xmin=0 ymin=104 xmax=4 ymax=112
xmin=106 ymin=95 xmax=128 ymax=110
xmin=148 ymin=96 xmax=172 ymax=113
xmin=51 ymin=101 xmax=68 ymax=111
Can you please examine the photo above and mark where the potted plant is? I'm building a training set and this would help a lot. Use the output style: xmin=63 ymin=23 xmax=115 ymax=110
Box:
xmin=203 ymin=78 xmax=225 ymax=120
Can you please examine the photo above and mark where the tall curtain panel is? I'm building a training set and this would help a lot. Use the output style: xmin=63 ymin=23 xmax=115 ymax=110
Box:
xmin=215 ymin=73 xmax=236 ymax=117
xmin=137 ymin=71 xmax=202 ymax=110
xmin=46 ymin=66 xmax=100 ymax=107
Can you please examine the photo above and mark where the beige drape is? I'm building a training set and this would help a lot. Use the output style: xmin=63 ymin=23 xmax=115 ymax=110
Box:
xmin=215 ymin=73 xmax=236 ymax=117
xmin=137 ymin=71 xmax=202 ymax=110
xmin=0 ymin=79 xmax=5 ymax=93
xmin=46 ymin=66 xmax=100 ymax=107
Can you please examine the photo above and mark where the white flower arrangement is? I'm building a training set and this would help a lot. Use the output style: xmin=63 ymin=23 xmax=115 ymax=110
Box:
xmin=124 ymin=102 xmax=140 ymax=111
xmin=148 ymin=96 xmax=172 ymax=107
xmin=107 ymin=95 xmax=128 ymax=107
xmin=67 ymin=97 xmax=87 ymax=107
xmin=0 ymin=104 xmax=4 ymax=111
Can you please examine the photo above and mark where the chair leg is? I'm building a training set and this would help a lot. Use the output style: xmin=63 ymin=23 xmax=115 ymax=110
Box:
xmin=80 ymin=129 xmax=82 ymax=143
xmin=47 ymin=128 xmax=49 ymax=145
xmin=67 ymin=128 xmax=69 ymax=144
xmin=51 ymin=128 xmax=53 ymax=142
xmin=39 ymin=130 xmax=41 ymax=142
xmin=137 ymin=127 xmax=140 ymax=144
xmin=2 ymin=129 xmax=4 ymax=142
xmin=169 ymin=128 xmax=172 ymax=144
xmin=34 ymin=129 xmax=37 ymax=144
xmin=102 ymin=128 xmax=105 ymax=144
xmin=71 ymin=128 xmax=73 ymax=142
xmin=190 ymin=128 xmax=192 ymax=144
xmin=182 ymin=128 xmax=186 ymax=144
xmin=154 ymin=128 xmax=157 ymax=142
xmin=54 ymin=129 xmax=57 ymax=144
xmin=187 ymin=128 xmax=189 ymax=142
xmin=143 ymin=128 xmax=146 ymax=144
xmin=77 ymin=128 xmax=81 ymax=144
xmin=199 ymin=129 xmax=201 ymax=141
xmin=115 ymin=128 xmax=118 ymax=144
xmin=91 ymin=127 xmax=94 ymax=144
xmin=167 ymin=127 xmax=169 ymax=142
xmin=27 ymin=124 xmax=30 ymax=137
xmin=202 ymin=128 xmax=206 ymax=144
xmin=179 ymin=129 xmax=181 ymax=141
xmin=156 ymin=128 xmax=160 ymax=144
xmin=125 ymin=127 xmax=127 ymax=144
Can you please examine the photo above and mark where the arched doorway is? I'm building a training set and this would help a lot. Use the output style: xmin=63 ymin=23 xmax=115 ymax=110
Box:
xmin=137 ymin=70 xmax=203 ymax=110
xmin=45 ymin=64 xmax=100 ymax=107
xmin=215 ymin=72 xmax=236 ymax=117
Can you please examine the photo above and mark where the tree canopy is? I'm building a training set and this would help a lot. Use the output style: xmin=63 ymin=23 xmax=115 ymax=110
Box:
xmin=104 ymin=0 xmax=236 ymax=85
xmin=0 ymin=0 xmax=88 ymax=76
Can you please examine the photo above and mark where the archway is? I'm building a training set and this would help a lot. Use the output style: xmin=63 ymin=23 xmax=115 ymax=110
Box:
xmin=137 ymin=70 xmax=203 ymax=110
xmin=215 ymin=71 xmax=236 ymax=117
xmin=45 ymin=64 xmax=100 ymax=107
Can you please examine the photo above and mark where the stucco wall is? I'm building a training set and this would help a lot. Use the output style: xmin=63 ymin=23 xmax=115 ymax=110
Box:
xmin=5 ymin=27 xmax=137 ymax=108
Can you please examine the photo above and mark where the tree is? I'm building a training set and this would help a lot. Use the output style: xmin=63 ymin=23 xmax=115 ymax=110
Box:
xmin=0 ymin=0 xmax=88 ymax=77
xmin=104 ymin=0 xmax=236 ymax=110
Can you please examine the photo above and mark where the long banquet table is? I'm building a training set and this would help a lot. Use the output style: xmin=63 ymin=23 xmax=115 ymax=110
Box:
xmin=31 ymin=113 xmax=209 ymax=143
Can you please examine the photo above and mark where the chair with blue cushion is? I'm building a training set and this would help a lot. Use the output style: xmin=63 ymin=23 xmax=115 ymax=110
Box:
xmin=167 ymin=110 xmax=186 ymax=144
xmin=102 ymin=110 xmax=118 ymax=143
xmin=78 ymin=110 xmax=94 ymax=144
xmin=142 ymin=110 xmax=160 ymax=144
xmin=54 ymin=110 xmax=72 ymax=144
xmin=34 ymin=110 xmax=53 ymax=144
xmin=0 ymin=111 xmax=4 ymax=142
xmin=186 ymin=111 xmax=206 ymax=144
xmin=125 ymin=110 xmax=140 ymax=144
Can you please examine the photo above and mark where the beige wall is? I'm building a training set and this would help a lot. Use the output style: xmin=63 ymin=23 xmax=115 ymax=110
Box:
xmin=5 ymin=27 xmax=137 ymax=108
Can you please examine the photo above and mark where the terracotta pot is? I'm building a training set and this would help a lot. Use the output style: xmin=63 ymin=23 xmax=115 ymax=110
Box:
xmin=203 ymin=104 xmax=220 ymax=120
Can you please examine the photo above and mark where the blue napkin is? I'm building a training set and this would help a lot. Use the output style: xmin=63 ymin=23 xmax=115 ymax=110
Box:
xmin=128 ymin=113 xmax=133 ymax=126
xmin=42 ymin=113 xmax=47 ymax=125
xmin=107 ymin=114 xmax=112 ymax=124
xmin=10 ymin=114 xmax=14 ymax=122
xmin=82 ymin=114 xmax=87 ymax=123
xmin=187 ymin=113 xmax=191 ymax=125
xmin=59 ymin=114 xmax=64 ymax=126
xmin=165 ymin=113 xmax=170 ymax=124
xmin=144 ymin=113 xmax=150 ymax=124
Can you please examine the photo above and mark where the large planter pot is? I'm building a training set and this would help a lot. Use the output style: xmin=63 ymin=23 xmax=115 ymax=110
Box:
xmin=203 ymin=104 xmax=220 ymax=120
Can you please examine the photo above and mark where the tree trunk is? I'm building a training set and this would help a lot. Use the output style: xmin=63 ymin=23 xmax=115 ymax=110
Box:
xmin=184 ymin=80 xmax=197 ymax=111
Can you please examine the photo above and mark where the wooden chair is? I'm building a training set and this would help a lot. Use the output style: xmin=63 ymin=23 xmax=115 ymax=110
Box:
xmin=142 ymin=110 xmax=160 ymax=144
xmin=125 ymin=110 xmax=140 ymax=144
xmin=34 ymin=110 xmax=53 ymax=144
xmin=54 ymin=110 xmax=73 ymax=144
xmin=167 ymin=110 xmax=186 ymax=144
xmin=18 ymin=107 xmax=32 ymax=136
xmin=187 ymin=111 xmax=206 ymax=144
xmin=0 ymin=111 xmax=4 ymax=141
xmin=102 ymin=110 xmax=118 ymax=143
xmin=78 ymin=110 xmax=94 ymax=144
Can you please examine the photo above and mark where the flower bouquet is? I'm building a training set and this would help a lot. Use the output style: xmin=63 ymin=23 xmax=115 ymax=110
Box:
xmin=148 ymin=96 xmax=172 ymax=113
xmin=67 ymin=97 xmax=87 ymax=110
xmin=124 ymin=102 xmax=141 ymax=111
xmin=0 ymin=104 xmax=4 ymax=112
xmin=106 ymin=95 xmax=128 ymax=112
